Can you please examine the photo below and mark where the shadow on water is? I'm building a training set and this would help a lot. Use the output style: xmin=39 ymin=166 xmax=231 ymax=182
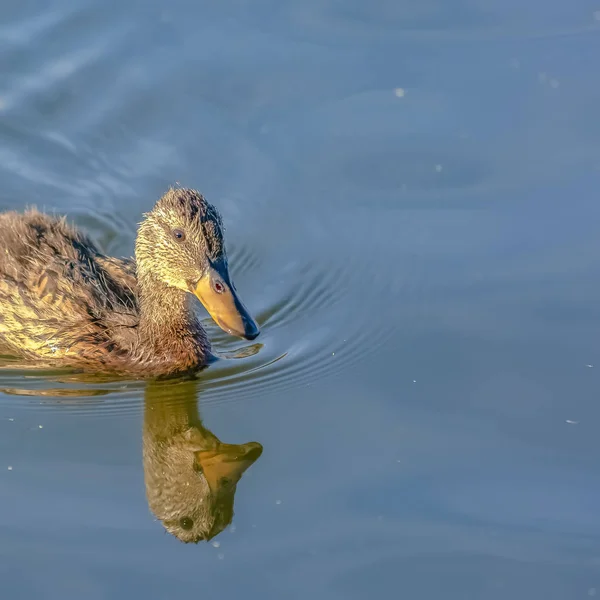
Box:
xmin=142 ymin=379 xmax=262 ymax=544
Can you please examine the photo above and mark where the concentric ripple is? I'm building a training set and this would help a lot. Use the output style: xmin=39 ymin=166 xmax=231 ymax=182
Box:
xmin=190 ymin=246 xmax=396 ymax=404
xmin=0 ymin=239 xmax=395 ymax=414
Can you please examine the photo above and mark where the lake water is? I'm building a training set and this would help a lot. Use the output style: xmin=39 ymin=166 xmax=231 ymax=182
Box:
xmin=1 ymin=1 xmax=600 ymax=598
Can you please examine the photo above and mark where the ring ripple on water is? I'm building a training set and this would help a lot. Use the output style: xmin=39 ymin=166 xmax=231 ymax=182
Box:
xmin=0 ymin=209 xmax=396 ymax=414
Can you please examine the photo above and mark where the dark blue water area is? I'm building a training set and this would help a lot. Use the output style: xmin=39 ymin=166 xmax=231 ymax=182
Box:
xmin=1 ymin=1 xmax=600 ymax=599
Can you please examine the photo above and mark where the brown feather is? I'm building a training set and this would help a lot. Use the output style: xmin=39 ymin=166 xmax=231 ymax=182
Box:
xmin=0 ymin=188 xmax=229 ymax=376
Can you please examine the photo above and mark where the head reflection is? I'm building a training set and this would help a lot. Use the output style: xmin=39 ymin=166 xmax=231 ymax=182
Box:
xmin=142 ymin=380 xmax=262 ymax=543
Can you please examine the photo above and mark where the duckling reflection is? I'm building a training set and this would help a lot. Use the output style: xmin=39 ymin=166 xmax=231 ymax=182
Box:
xmin=143 ymin=380 xmax=262 ymax=543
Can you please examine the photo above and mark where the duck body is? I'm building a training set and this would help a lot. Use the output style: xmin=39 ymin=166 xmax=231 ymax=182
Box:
xmin=0 ymin=189 xmax=259 ymax=376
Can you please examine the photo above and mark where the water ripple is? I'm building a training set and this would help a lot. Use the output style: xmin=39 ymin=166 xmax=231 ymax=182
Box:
xmin=0 ymin=241 xmax=393 ymax=413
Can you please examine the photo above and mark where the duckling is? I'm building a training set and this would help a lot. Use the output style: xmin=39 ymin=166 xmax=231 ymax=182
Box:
xmin=143 ymin=380 xmax=262 ymax=542
xmin=0 ymin=188 xmax=259 ymax=376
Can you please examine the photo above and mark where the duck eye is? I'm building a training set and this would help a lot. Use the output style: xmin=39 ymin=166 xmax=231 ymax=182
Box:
xmin=180 ymin=517 xmax=194 ymax=530
xmin=213 ymin=280 xmax=225 ymax=294
xmin=172 ymin=229 xmax=186 ymax=242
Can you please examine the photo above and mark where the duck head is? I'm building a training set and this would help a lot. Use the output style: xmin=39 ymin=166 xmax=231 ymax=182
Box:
xmin=135 ymin=187 xmax=259 ymax=340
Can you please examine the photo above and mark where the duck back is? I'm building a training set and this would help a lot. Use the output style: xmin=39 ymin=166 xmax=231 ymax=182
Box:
xmin=0 ymin=210 xmax=139 ymax=366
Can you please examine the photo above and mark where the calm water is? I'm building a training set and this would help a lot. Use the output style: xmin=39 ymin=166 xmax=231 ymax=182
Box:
xmin=1 ymin=1 xmax=600 ymax=598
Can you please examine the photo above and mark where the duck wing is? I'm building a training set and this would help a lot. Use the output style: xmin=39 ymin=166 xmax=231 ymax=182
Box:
xmin=0 ymin=210 xmax=140 ymax=364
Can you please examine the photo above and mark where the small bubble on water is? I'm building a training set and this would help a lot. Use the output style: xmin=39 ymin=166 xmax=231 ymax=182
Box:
xmin=275 ymin=499 xmax=282 ymax=505
xmin=586 ymin=364 xmax=594 ymax=368
xmin=566 ymin=420 xmax=579 ymax=425
xmin=212 ymin=541 xmax=221 ymax=548
xmin=229 ymin=524 xmax=236 ymax=534
xmin=435 ymin=164 xmax=443 ymax=173
xmin=394 ymin=87 xmax=405 ymax=98
xmin=7 ymin=466 xmax=13 ymax=471
xmin=217 ymin=553 xmax=225 ymax=560
xmin=38 ymin=425 xmax=43 ymax=429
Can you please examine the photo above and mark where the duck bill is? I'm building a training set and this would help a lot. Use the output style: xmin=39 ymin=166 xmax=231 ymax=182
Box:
xmin=196 ymin=441 xmax=263 ymax=494
xmin=193 ymin=264 xmax=260 ymax=340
